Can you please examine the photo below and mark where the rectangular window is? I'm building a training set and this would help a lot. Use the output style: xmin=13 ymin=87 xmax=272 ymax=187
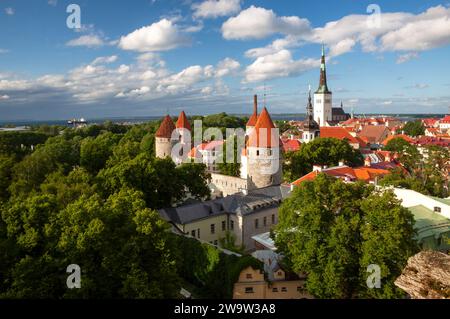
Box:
xmin=263 ymin=217 xmax=267 ymax=226
xmin=191 ymin=230 xmax=196 ymax=237
xmin=272 ymin=288 xmax=278 ymax=292
xmin=222 ymin=221 xmax=226 ymax=231
xmin=211 ymin=224 xmax=215 ymax=234
xmin=230 ymin=220 xmax=234 ymax=230
xmin=268 ymin=149 xmax=272 ymax=156
xmin=197 ymin=228 xmax=200 ymax=239
xmin=246 ymin=273 xmax=253 ymax=279
xmin=214 ymin=240 xmax=218 ymax=246
xmin=281 ymin=287 xmax=287 ymax=292
xmin=434 ymin=207 xmax=442 ymax=213
xmin=245 ymin=287 xmax=254 ymax=294
xmin=255 ymin=219 xmax=259 ymax=229
xmin=272 ymin=214 xmax=275 ymax=224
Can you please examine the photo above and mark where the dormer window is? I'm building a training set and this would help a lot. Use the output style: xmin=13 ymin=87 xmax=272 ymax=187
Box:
xmin=434 ymin=207 xmax=441 ymax=213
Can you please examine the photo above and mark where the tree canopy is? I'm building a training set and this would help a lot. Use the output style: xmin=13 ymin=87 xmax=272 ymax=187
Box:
xmin=283 ymin=138 xmax=364 ymax=181
xmin=275 ymin=174 xmax=418 ymax=298
xmin=0 ymin=121 xmax=216 ymax=298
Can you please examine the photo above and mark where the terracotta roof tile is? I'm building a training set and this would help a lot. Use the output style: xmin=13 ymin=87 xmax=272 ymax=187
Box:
xmin=247 ymin=107 xmax=278 ymax=148
xmin=156 ymin=115 xmax=176 ymax=138
xmin=176 ymin=111 xmax=191 ymax=130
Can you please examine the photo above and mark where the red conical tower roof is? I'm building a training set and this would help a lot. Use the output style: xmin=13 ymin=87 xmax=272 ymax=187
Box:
xmin=156 ymin=115 xmax=176 ymax=138
xmin=246 ymin=95 xmax=258 ymax=127
xmin=176 ymin=111 xmax=191 ymax=131
xmin=247 ymin=107 xmax=278 ymax=148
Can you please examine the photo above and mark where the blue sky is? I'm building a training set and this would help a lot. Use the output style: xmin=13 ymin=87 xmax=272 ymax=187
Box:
xmin=0 ymin=0 xmax=450 ymax=121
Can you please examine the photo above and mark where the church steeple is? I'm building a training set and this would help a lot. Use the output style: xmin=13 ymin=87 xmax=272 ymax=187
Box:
xmin=316 ymin=44 xmax=331 ymax=94
xmin=303 ymin=87 xmax=319 ymax=131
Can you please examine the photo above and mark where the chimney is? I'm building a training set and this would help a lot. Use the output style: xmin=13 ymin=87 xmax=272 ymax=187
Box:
xmin=338 ymin=160 xmax=345 ymax=167
xmin=290 ymin=183 xmax=295 ymax=192
xmin=313 ymin=165 xmax=322 ymax=172
xmin=364 ymin=156 xmax=371 ymax=167
xmin=253 ymin=94 xmax=258 ymax=114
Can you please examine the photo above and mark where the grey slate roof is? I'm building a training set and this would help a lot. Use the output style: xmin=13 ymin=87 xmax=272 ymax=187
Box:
xmin=159 ymin=185 xmax=291 ymax=225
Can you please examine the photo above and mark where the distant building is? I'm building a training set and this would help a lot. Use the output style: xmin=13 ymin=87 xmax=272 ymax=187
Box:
xmin=358 ymin=125 xmax=391 ymax=146
xmin=302 ymin=89 xmax=320 ymax=143
xmin=438 ymin=115 xmax=450 ymax=132
xmin=233 ymin=266 xmax=311 ymax=299
xmin=158 ymin=185 xmax=291 ymax=251
xmin=319 ymin=126 xmax=364 ymax=149
xmin=393 ymin=188 xmax=450 ymax=252
xmin=313 ymin=45 xmax=332 ymax=127
xmin=291 ymin=161 xmax=395 ymax=186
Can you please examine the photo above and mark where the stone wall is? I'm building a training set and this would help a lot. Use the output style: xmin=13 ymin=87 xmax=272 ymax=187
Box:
xmin=210 ymin=173 xmax=248 ymax=197
xmin=155 ymin=137 xmax=173 ymax=159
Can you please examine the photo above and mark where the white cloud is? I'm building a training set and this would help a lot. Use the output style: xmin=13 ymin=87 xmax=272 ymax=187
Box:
xmin=221 ymin=6 xmax=310 ymax=40
xmin=117 ymin=65 xmax=130 ymax=74
xmin=0 ymin=49 xmax=9 ymax=54
xmin=119 ymin=19 xmax=189 ymax=52
xmin=5 ymin=8 xmax=15 ymax=15
xmin=92 ymin=55 xmax=118 ymax=65
xmin=380 ymin=6 xmax=450 ymax=51
xmin=48 ymin=0 xmax=58 ymax=6
xmin=66 ymin=35 xmax=106 ymax=48
xmin=0 ymin=95 xmax=10 ymax=100
xmin=192 ymin=0 xmax=241 ymax=19
xmin=405 ymin=83 xmax=430 ymax=89
xmin=215 ymin=57 xmax=240 ymax=77
xmin=396 ymin=52 xmax=419 ymax=64
xmin=244 ymin=50 xmax=318 ymax=83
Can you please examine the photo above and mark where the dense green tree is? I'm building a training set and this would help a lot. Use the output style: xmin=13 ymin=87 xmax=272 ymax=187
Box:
xmin=380 ymin=144 xmax=449 ymax=198
xmin=402 ymin=120 xmax=425 ymax=137
xmin=284 ymin=138 xmax=363 ymax=181
xmin=275 ymin=174 xmax=418 ymax=298
xmin=80 ymin=132 xmax=120 ymax=173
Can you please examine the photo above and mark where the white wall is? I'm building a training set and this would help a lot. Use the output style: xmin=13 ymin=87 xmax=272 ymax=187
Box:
xmin=393 ymin=188 xmax=450 ymax=219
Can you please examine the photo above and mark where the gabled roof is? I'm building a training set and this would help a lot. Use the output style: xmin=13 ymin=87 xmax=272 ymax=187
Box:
xmin=176 ymin=111 xmax=191 ymax=130
xmin=382 ymin=134 xmax=414 ymax=146
xmin=247 ymin=107 xmax=278 ymax=148
xmin=359 ymin=125 xmax=390 ymax=143
xmin=156 ymin=115 xmax=176 ymax=138
xmin=320 ymin=127 xmax=360 ymax=144
xmin=282 ymin=139 xmax=301 ymax=152
xmin=440 ymin=115 xmax=450 ymax=124
xmin=292 ymin=165 xmax=391 ymax=186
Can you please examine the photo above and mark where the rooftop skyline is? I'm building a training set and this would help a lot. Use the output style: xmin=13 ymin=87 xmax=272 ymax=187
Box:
xmin=1 ymin=0 xmax=450 ymax=121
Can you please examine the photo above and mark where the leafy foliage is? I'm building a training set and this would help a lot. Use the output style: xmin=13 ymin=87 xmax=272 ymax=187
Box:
xmin=0 ymin=121 xmax=212 ymax=298
xmin=283 ymin=138 xmax=364 ymax=181
xmin=275 ymin=174 xmax=418 ymax=299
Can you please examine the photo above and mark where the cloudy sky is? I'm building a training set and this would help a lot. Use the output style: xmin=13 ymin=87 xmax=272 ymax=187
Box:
xmin=0 ymin=0 xmax=450 ymax=121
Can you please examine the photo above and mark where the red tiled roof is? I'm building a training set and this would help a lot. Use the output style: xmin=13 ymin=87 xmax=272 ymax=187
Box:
xmin=247 ymin=107 xmax=278 ymax=148
xmin=292 ymin=165 xmax=390 ymax=186
xmin=359 ymin=125 xmax=390 ymax=143
xmin=282 ymin=139 xmax=301 ymax=152
xmin=422 ymin=118 xmax=439 ymax=127
xmin=440 ymin=115 xmax=450 ymax=124
xmin=320 ymin=127 xmax=360 ymax=144
xmin=176 ymin=111 xmax=191 ymax=130
xmin=381 ymin=134 xmax=414 ymax=146
xmin=156 ymin=115 xmax=176 ymax=138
